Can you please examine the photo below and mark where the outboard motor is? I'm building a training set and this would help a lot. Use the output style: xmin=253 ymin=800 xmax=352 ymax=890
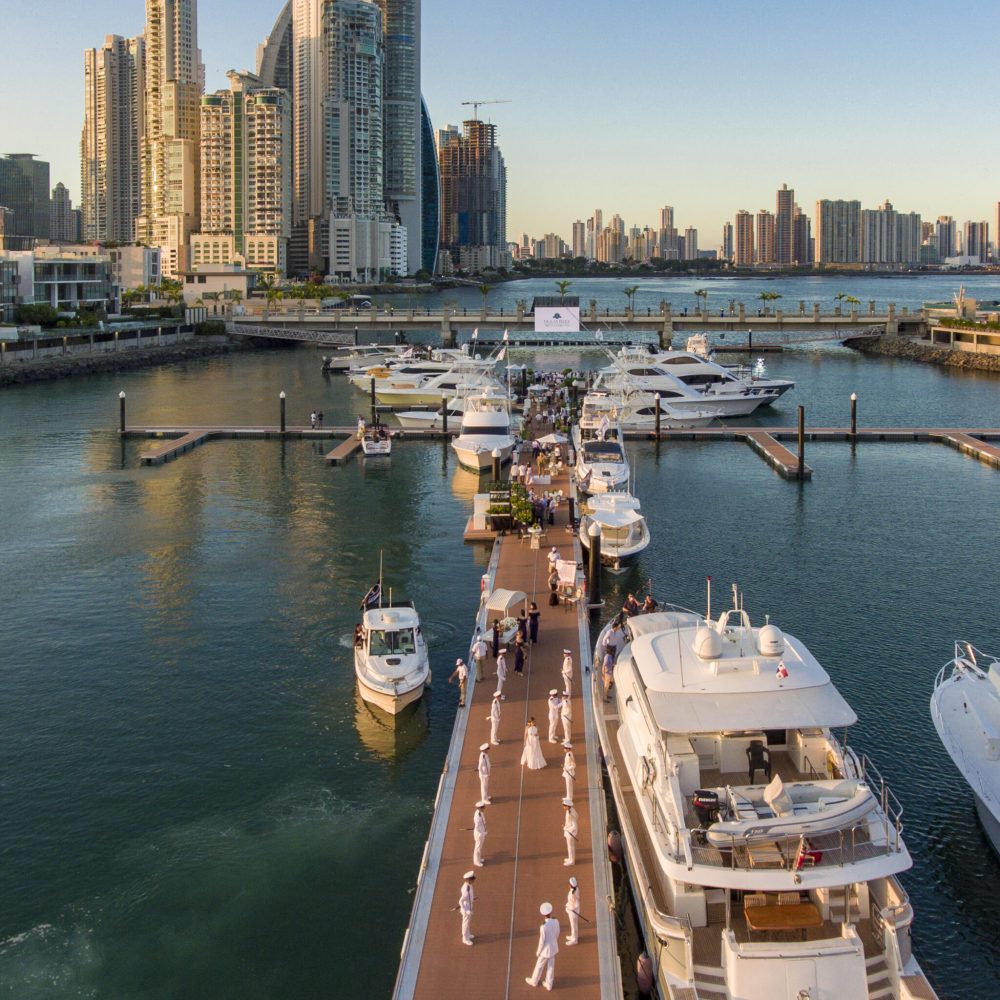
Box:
xmin=693 ymin=789 xmax=720 ymax=827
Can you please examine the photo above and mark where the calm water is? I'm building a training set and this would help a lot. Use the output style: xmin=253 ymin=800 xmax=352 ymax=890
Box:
xmin=0 ymin=321 xmax=997 ymax=997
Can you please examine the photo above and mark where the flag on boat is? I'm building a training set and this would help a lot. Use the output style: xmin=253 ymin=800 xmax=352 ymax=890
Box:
xmin=775 ymin=660 xmax=789 ymax=680
xmin=496 ymin=346 xmax=506 ymax=362
xmin=360 ymin=581 xmax=381 ymax=610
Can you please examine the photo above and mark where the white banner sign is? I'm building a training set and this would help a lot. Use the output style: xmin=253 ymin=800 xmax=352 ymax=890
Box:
xmin=533 ymin=306 xmax=580 ymax=333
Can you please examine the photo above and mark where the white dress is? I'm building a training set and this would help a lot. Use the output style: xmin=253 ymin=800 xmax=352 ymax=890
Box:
xmin=520 ymin=724 xmax=547 ymax=769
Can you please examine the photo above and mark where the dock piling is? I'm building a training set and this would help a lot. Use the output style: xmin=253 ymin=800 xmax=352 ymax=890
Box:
xmin=654 ymin=392 xmax=661 ymax=439
xmin=279 ymin=391 xmax=286 ymax=434
xmin=850 ymin=393 xmax=858 ymax=440
xmin=441 ymin=399 xmax=448 ymax=435
xmin=118 ymin=390 xmax=126 ymax=434
xmin=369 ymin=378 xmax=376 ymax=426
xmin=587 ymin=522 xmax=602 ymax=611
xmin=797 ymin=405 xmax=805 ymax=481
xmin=491 ymin=447 xmax=501 ymax=482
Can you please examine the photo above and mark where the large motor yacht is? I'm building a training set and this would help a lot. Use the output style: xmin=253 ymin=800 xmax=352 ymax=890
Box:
xmin=573 ymin=393 xmax=630 ymax=493
xmin=931 ymin=641 xmax=1000 ymax=855
xmin=450 ymin=386 xmax=515 ymax=472
xmin=592 ymin=587 xmax=937 ymax=1000
xmin=578 ymin=491 xmax=650 ymax=570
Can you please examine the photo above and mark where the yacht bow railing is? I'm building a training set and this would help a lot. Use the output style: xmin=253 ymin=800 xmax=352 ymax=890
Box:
xmin=935 ymin=640 xmax=1000 ymax=688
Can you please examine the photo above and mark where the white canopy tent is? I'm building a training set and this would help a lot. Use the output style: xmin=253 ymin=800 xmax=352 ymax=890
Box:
xmin=484 ymin=588 xmax=528 ymax=616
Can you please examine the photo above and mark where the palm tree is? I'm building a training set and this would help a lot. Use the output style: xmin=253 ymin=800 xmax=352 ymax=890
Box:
xmin=693 ymin=288 xmax=708 ymax=314
xmin=844 ymin=295 xmax=861 ymax=311
xmin=478 ymin=283 xmax=491 ymax=315
xmin=555 ymin=279 xmax=572 ymax=303
xmin=757 ymin=290 xmax=782 ymax=314
xmin=623 ymin=285 xmax=640 ymax=312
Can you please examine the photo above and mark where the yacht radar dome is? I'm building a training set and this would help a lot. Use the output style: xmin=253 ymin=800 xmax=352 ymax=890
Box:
xmin=757 ymin=623 xmax=785 ymax=656
xmin=693 ymin=625 xmax=722 ymax=660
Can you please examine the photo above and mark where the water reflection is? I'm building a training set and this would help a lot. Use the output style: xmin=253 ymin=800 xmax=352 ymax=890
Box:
xmin=352 ymin=687 xmax=430 ymax=764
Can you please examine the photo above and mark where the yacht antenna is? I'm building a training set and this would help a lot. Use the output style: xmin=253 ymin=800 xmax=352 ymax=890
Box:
xmin=706 ymin=576 xmax=711 ymax=620
xmin=731 ymin=582 xmax=738 ymax=610
xmin=379 ymin=551 xmax=384 ymax=608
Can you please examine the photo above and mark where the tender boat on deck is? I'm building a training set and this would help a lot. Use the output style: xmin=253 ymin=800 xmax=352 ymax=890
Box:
xmin=354 ymin=600 xmax=430 ymax=715
xmin=578 ymin=492 xmax=650 ymax=570
xmin=931 ymin=642 xmax=1000 ymax=855
xmin=591 ymin=587 xmax=938 ymax=1000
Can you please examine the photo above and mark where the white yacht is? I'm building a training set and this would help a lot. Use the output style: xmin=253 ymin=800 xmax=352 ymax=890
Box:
xmin=323 ymin=344 xmax=404 ymax=374
xmin=571 ymin=392 xmax=624 ymax=451
xmin=354 ymin=597 xmax=430 ymax=715
xmin=592 ymin=587 xmax=938 ymax=1000
xmin=614 ymin=389 xmax=717 ymax=430
xmin=373 ymin=368 xmax=501 ymax=407
xmin=450 ymin=386 xmax=515 ymax=472
xmin=573 ymin=394 xmax=630 ymax=493
xmin=578 ymin=492 xmax=650 ymax=570
xmin=360 ymin=424 xmax=392 ymax=456
xmin=931 ymin=642 xmax=1000 ymax=855
xmin=393 ymin=398 xmax=466 ymax=430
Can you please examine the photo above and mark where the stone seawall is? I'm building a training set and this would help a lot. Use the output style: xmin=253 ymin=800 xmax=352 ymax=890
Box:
xmin=849 ymin=334 xmax=1000 ymax=373
xmin=0 ymin=339 xmax=262 ymax=388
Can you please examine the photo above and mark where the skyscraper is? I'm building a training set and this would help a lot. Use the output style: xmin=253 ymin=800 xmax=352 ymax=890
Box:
xmin=50 ymin=182 xmax=82 ymax=242
xmin=815 ymin=200 xmax=861 ymax=263
xmin=194 ymin=72 xmax=291 ymax=275
xmin=135 ymin=0 xmax=204 ymax=277
xmin=792 ymin=206 xmax=811 ymax=265
xmin=734 ymin=210 xmax=754 ymax=266
xmin=755 ymin=210 xmax=774 ymax=264
xmin=684 ymin=227 xmax=698 ymax=260
xmin=964 ymin=220 xmax=989 ymax=263
xmin=775 ymin=183 xmax=794 ymax=265
xmin=571 ymin=220 xmax=586 ymax=258
xmin=720 ymin=222 xmax=733 ymax=264
xmin=0 ymin=154 xmax=50 ymax=245
xmin=81 ymin=34 xmax=145 ymax=244
xmin=861 ymin=200 xmax=898 ymax=264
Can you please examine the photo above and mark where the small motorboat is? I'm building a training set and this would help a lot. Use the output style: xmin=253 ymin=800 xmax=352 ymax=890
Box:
xmin=578 ymin=492 xmax=650 ymax=570
xmin=361 ymin=424 xmax=392 ymax=456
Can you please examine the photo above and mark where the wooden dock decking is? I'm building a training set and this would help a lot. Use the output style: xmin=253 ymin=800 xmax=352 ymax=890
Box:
xmin=394 ymin=458 xmax=620 ymax=999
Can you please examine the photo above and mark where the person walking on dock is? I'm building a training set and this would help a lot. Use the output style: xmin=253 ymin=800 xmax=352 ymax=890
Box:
xmin=561 ymin=649 xmax=574 ymax=692
xmin=525 ymin=902 xmax=560 ymax=990
xmin=565 ymin=877 xmax=580 ymax=946
xmin=459 ymin=872 xmax=476 ymax=946
xmin=560 ymin=691 xmax=573 ymax=744
xmin=473 ymin=800 xmax=488 ymax=867
xmin=601 ymin=648 xmax=615 ymax=702
xmin=495 ymin=649 xmax=508 ymax=695
xmin=514 ymin=640 xmax=525 ymax=677
xmin=448 ymin=658 xmax=469 ymax=707
xmin=547 ymin=546 xmax=560 ymax=573
xmin=521 ymin=717 xmax=546 ymax=770
xmin=528 ymin=602 xmax=540 ymax=644
xmin=547 ymin=690 xmax=562 ymax=743
xmin=489 ymin=693 xmax=502 ymax=745
xmin=548 ymin=567 xmax=560 ymax=607
xmin=471 ymin=630 xmax=488 ymax=682
xmin=562 ymin=798 xmax=579 ymax=866
xmin=310 ymin=410 xmax=318 ymax=429
xmin=477 ymin=743 xmax=492 ymax=803
xmin=356 ymin=415 xmax=366 ymax=440
xmin=562 ymin=743 xmax=576 ymax=802
xmin=491 ymin=619 xmax=501 ymax=659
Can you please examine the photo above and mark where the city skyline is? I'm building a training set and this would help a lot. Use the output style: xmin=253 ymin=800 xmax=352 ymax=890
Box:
xmin=3 ymin=0 xmax=999 ymax=239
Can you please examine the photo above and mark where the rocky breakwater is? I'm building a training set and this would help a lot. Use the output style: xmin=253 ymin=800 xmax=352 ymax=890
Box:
xmin=0 ymin=339 xmax=255 ymax=388
xmin=848 ymin=334 xmax=1000 ymax=373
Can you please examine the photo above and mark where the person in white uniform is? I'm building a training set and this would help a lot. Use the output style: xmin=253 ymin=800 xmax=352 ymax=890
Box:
xmin=565 ymin=877 xmax=580 ymax=945
xmin=561 ymin=649 xmax=574 ymax=692
xmin=471 ymin=631 xmax=488 ymax=682
xmin=459 ymin=871 xmax=476 ymax=945
xmin=495 ymin=649 xmax=508 ymax=695
xmin=477 ymin=743 xmax=492 ymax=803
xmin=488 ymin=692 xmax=502 ymax=745
xmin=525 ymin=901 xmax=560 ymax=990
xmin=473 ymin=800 xmax=488 ymax=867
xmin=560 ymin=691 xmax=573 ymax=744
xmin=562 ymin=798 xmax=578 ymax=866
xmin=546 ymin=689 xmax=562 ymax=743
xmin=562 ymin=742 xmax=576 ymax=802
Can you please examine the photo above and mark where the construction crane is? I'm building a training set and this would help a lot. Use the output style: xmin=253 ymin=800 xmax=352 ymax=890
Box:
xmin=461 ymin=99 xmax=512 ymax=120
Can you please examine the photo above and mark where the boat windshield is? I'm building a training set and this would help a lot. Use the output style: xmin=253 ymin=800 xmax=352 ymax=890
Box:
xmin=582 ymin=441 xmax=624 ymax=463
xmin=369 ymin=628 xmax=416 ymax=655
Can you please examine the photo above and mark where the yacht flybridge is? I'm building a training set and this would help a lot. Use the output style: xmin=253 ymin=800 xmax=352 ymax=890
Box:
xmin=572 ymin=392 xmax=630 ymax=494
xmin=592 ymin=587 xmax=937 ymax=1000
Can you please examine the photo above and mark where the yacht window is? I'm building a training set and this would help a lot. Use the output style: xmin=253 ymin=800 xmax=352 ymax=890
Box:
xmin=678 ymin=374 xmax=725 ymax=386
xmin=663 ymin=357 xmax=694 ymax=365
xmin=369 ymin=628 xmax=416 ymax=655
xmin=764 ymin=729 xmax=786 ymax=746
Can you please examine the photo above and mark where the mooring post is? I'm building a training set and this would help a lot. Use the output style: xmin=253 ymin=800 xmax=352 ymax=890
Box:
xmin=119 ymin=390 xmax=126 ymax=434
xmin=850 ymin=392 xmax=857 ymax=440
xmin=441 ymin=398 xmax=448 ymax=435
xmin=279 ymin=391 xmax=286 ymax=434
xmin=369 ymin=377 xmax=376 ymax=426
xmin=491 ymin=447 xmax=502 ymax=483
xmin=654 ymin=392 xmax=661 ymax=439
xmin=748 ymin=327 xmax=753 ymax=353
xmin=587 ymin=522 xmax=602 ymax=611
xmin=797 ymin=405 xmax=805 ymax=481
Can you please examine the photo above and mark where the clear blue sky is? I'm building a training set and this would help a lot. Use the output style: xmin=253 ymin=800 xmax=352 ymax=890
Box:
xmin=3 ymin=0 xmax=998 ymax=243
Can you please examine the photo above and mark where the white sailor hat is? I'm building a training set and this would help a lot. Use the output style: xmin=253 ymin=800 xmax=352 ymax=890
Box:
xmin=540 ymin=901 xmax=553 ymax=915
xmin=464 ymin=871 xmax=476 ymax=880
xmin=562 ymin=797 xmax=573 ymax=807
xmin=493 ymin=691 xmax=502 ymax=699
xmin=562 ymin=648 xmax=571 ymax=654
xmin=480 ymin=743 xmax=490 ymax=751
xmin=549 ymin=689 xmax=558 ymax=696
xmin=476 ymin=800 xmax=488 ymax=808
xmin=550 ymin=546 xmax=558 ymax=552
xmin=568 ymin=877 xmax=578 ymax=888
xmin=456 ymin=658 xmax=464 ymax=665
xmin=562 ymin=742 xmax=573 ymax=749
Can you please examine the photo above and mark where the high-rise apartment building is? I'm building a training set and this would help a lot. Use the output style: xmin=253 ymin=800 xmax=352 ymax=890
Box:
xmin=995 ymin=203 xmax=1000 ymax=262
xmin=437 ymin=119 xmax=507 ymax=272
xmin=775 ymin=183 xmax=794 ymax=265
xmin=0 ymin=154 xmax=51 ymax=245
xmin=734 ymin=210 xmax=754 ymax=266
xmin=81 ymin=34 xmax=145 ymax=244
xmin=684 ymin=227 xmax=698 ymax=260
xmin=50 ymin=183 xmax=82 ymax=242
xmin=860 ymin=200 xmax=921 ymax=265
xmin=792 ymin=206 xmax=812 ymax=265
xmin=135 ymin=0 xmax=204 ymax=277
xmin=936 ymin=216 xmax=956 ymax=260
xmin=571 ymin=220 xmax=586 ymax=258
xmin=194 ymin=72 xmax=291 ymax=275
xmin=964 ymin=220 xmax=989 ymax=263
xmin=755 ymin=210 xmax=774 ymax=264
xmin=720 ymin=222 xmax=733 ymax=264
xmin=815 ymin=200 xmax=861 ymax=263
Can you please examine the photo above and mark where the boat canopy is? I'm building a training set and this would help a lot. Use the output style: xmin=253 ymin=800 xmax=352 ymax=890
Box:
xmin=485 ymin=588 xmax=527 ymax=614
xmin=588 ymin=508 xmax=644 ymax=529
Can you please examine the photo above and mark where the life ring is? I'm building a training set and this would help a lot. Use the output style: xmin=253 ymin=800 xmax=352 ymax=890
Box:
xmin=641 ymin=756 xmax=656 ymax=787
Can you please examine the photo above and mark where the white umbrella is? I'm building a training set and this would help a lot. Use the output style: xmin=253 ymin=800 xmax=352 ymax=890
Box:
xmin=537 ymin=432 xmax=568 ymax=445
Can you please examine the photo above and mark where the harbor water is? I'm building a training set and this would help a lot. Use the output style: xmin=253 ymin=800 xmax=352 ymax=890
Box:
xmin=1 ymin=298 xmax=998 ymax=997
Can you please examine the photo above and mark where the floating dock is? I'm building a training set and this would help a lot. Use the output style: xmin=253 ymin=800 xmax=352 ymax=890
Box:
xmin=394 ymin=456 xmax=621 ymax=999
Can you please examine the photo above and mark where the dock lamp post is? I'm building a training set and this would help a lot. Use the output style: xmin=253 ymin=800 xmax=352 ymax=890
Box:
xmin=850 ymin=392 xmax=858 ymax=440
xmin=587 ymin=522 xmax=603 ymax=612
xmin=119 ymin=390 xmax=126 ymax=434
xmin=279 ymin=391 xmax=286 ymax=434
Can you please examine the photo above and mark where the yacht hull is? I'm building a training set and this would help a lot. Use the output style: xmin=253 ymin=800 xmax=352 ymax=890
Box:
xmin=452 ymin=440 xmax=513 ymax=471
xmin=975 ymin=794 xmax=1000 ymax=857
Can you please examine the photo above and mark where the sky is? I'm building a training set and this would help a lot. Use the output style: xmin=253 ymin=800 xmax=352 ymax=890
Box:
xmin=3 ymin=0 xmax=999 ymax=244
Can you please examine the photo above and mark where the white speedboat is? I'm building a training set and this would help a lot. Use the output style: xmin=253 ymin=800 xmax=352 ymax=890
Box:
xmin=450 ymin=387 xmax=515 ymax=472
xmin=578 ymin=492 xmax=650 ymax=570
xmin=591 ymin=586 xmax=938 ymax=1000
xmin=931 ymin=642 xmax=1000 ymax=855
xmin=360 ymin=425 xmax=392 ymax=456
xmin=393 ymin=398 xmax=465 ymax=430
xmin=354 ymin=595 xmax=430 ymax=715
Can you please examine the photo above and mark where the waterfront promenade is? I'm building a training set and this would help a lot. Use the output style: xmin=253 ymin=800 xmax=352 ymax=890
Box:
xmin=393 ymin=456 xmax=620 ymax=998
